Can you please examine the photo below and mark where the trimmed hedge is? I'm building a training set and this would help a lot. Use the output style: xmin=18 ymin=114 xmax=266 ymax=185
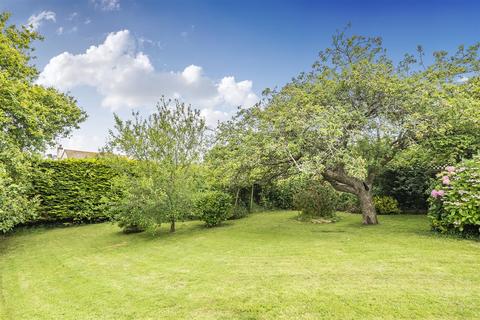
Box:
xmin=31 ymin=158 xmax=124 ymax=222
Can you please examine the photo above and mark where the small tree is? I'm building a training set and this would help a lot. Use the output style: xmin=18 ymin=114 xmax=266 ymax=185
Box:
xmin=105 ymin=97 xmax=206 ymax=232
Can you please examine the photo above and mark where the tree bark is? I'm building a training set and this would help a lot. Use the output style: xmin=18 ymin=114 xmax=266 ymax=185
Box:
xmin=250 ymin=184 xmax=254 ymax=211
xmin=235 ymin=188 xmax=240 ymax=207
xmin=323 ymin=168 xmax=378 ymax=225
xmin=170 ymin=219 xmax=176 ymax=232
xmin=358 ymin=189 xmax=378 ymax=225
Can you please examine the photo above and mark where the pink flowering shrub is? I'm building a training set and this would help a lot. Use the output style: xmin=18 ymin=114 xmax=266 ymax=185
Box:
xmin=428 ymin=155 xmax=480 ymax=236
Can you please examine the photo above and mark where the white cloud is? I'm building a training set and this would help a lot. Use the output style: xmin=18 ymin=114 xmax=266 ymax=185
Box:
xmin=138 ymin=36 xmax=162 ymax=50
xmin=38 ymin=30 xmax=258 ymax=125
xmin=200 ymin=108 xmax=230 ymax=127
xmin=26 ymin=11 xmax=56 ymax=31
xmin=182 ymin=65 xmax=202 ymax=84
xmin=67 ymin=12 xmax=78 ymax=21
xmin=55 ymin=26 xmax=79 ymax=36
xmin=218 ymin=77 xmax=258 ymax=107
xmin=59 ymin=134 xmax=102 ymax=151
xmin=92 ymin=0 xmax=120 ymax=11
xmin=84 ymin=18 xmax=92 ymax=25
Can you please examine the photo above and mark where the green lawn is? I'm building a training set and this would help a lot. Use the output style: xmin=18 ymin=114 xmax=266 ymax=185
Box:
xmin=1 ymin=212 xmax=479 ymax=320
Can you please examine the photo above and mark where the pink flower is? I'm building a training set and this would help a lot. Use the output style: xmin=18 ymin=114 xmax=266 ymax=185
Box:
xmin=431 ymin=189 xmax=445 ymax=198
xmin=445 ymin=166 xmax=455 ymax=173
xmin=442 ymin=176 xmax=450 ymax=185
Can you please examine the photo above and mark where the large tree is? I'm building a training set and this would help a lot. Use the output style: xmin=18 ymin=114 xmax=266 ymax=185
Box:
xmin=0 ymin=12 xmax=86 ymax=233
xmin=212 ymin=30 xmax=480 ymax=224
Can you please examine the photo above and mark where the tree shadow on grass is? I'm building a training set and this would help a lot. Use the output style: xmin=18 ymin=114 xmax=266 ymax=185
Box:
xmin=112 ymin=220 xmax=236 ymax=242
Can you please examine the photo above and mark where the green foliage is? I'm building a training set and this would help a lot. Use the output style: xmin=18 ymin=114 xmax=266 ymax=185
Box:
xmin=0 ymin=142 xmax=38 ymax=233
xmin=195 ymin=191 xmax=233 ymax=227
xmin=210 ymin=27 xmax=480 ymax=223
xmin=336 ymin=193 xmax=360 ymax=213
xmin=31 ymin=158 xmax=124 ymax=222
xmin=428 ymin=156 xmax=480 ymax=236
xmin=373 ymin=196 xmax=401 ymax=215
xmin=0 ymin=13 xmax=86 ymax=151
xmin=0 ymin=12 xmax=85 ymax=232
xmin=293 ymin=181 xmax=338 ymax=219
xmin=230 ymin=203 xmax=249 ymax=220
xmin=108 ymin=163 xmax=164 ymax=233
xmin=105 ymin=97 xmax=206 ymax=232
xmin=260 ymin=176 xmax=306 ymax=209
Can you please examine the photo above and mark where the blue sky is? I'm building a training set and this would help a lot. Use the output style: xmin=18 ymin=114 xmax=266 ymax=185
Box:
xmin=1 ymin=0 xmax=479 ymax=151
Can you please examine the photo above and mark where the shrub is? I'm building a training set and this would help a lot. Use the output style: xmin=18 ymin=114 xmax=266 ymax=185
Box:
xmin=293 ymin=181 xmax=338 ymax=219
xmin=373 ymin=196 xmax=401 ymax=215
xmin=31 ymin=158 xmax=125 ymax=222
xmin=376 ymin=166 xmax=432 ymax=212
xmin=108 ymin=170 xmax=165 ymax=233
xmin=0 ymin=143 xmax=38 ymax=233
xmin=336 ymin=193 xmax=360 ymax=213
xmin=260 ymin=176 xmax=306 ymax=210
xmin=428 ymin=156 xmax=480 ymax=236
xmin=195 ymin=191 xmax=233 ymax=227
xmin=230 ymin=201 xmax=249 ymax=220
xmin=0 ymin=170 xmax=38 ymax=233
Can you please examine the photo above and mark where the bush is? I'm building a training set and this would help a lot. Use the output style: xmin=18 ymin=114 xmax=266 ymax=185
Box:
xmin=376 ymin=166 xmax=432 ymax=212
xmin=0 ymin=170 xmax=38 ymax=233
xmin=293 ymin=181 xmax=338 ymax=219
xmin=195 ymin=191 xmax=232 ymax=227
xmin=31 ymin=158 xmax=125 ymax=222
xmin=229 ymin=201 xmax=249 ymax=220
xmin=373 ymin=196 xmax=401 ymax=215
xmin=260 ymin=176 xmax=306 ymax=210
xmin=0 ymin=143 xmax=38 ymax=233
xmin=336 ymin=193 xmax=360 ymax=213
xmin=109 ymin=171 xmax=165 ymax=233
xmin=428 ymin=156 xmax=480 ymax=236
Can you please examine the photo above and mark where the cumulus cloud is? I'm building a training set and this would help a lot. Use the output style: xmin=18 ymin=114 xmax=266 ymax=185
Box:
xmin=26 ymin=11 xmax=56 ymax=31
xmin=92 ymin=0 xmax=120 ymax=11
xmin=38 ymin=30 xmax=258 ymax=125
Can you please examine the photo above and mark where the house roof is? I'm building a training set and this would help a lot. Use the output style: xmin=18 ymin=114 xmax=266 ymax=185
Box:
xmin=61 ymin=149 xmax=99 ymax=159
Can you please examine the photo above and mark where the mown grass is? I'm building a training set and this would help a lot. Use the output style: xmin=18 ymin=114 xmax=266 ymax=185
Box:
xmin=1 ymin=211 xmax=479 ymax=319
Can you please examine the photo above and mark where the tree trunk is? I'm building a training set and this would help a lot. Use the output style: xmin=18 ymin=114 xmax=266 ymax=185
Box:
xmin=234 ymin=188 xmax=240 ymax=207
xmin=170 ymin=219 xmax=176 ymax=232
xmin=323 ymin=168 xmax=378 ymax=225
xmin=358 ymin=189 xmax=378 ymax=225
xmin=250 ymin=184 xmax=254 ymax=211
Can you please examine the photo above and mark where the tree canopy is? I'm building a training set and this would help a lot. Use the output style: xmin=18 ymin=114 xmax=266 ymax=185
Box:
xmin=209 ymin=29 xmax=480 ymax=224
xmin=0 ymin=12 xmax=86 ymax=233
